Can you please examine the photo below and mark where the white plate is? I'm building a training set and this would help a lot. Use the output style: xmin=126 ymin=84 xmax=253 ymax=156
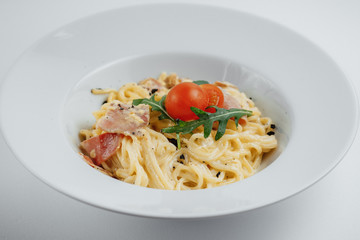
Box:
xmin=0 ymin=3 xmax=358 ymax=218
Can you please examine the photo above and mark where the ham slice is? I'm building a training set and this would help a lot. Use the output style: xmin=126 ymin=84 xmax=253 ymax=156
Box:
xmin=97 ymin=103 xmax=150 ymax=136
xmin=80 ymin=133 xmax=122 ymax=166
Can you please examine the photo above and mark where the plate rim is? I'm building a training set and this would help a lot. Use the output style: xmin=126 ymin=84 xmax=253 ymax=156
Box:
xmin=0 ymin=2 xmax=359 ymax=219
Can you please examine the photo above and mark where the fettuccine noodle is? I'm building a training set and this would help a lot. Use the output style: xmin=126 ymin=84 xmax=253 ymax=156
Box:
xmin=80 ymin=73 xmax=277 ymax=190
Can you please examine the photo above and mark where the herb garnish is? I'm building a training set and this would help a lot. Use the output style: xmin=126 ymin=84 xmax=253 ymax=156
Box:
xmin=133 ymin=95 xmax=252 ymax=147
xmin=193 ymin=80 xmax=210 ymax=85
xmin=162 ymin=106 xmax=252 ymax=140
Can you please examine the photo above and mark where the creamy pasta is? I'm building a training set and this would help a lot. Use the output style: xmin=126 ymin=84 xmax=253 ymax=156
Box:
xmin=79 ymin=73 xmax=277 ymax=190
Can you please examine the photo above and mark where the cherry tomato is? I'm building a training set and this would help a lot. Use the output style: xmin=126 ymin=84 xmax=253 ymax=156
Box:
xmin=200 ymin=84 xmax=224 ymax=113
xmin=165 ymin=82 xmax=208 ymax=121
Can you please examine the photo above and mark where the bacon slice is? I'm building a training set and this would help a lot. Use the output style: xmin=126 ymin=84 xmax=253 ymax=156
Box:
xmin=79 ymin=153 xmax=113 ymax=176
xmin=214 ymin=81 xmax=238 ymax=89
xmin=97 ymin=103 xmax=150 ymax=136
xmin=222 ymin=91 xmax=242 ymax=109
xmin=222 ymin=91 xmax=247 ymax=125
xmin=139 ymin=78 xmax=164 ymax=91
xmin=80 ymin=133 xmax=122 ymax=166
xmin=163 ymin=74 xmax=180 ymax=89
xmin=214 ymin=82 xmax=242 ymax=109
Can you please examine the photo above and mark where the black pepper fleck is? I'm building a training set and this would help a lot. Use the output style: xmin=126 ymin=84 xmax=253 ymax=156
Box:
xmin=267 ymin=131 xmax=275 ymax=136
xmin=102 ymin=100 xmax=108 ymax=105
xmin=168 ymin=138 xmax=178 ymax=147
xmin=151 ymin=88 xmax=158 ymax=94
xmin=216 ymin=172 xmax=221 ymax=178
xmin=132 ymin=132 xmax=135 ymax=135
xmin=180 ymin=154 xmax=185 ymax=159
xmin=270 ymin=124 xmax=276 ymax=129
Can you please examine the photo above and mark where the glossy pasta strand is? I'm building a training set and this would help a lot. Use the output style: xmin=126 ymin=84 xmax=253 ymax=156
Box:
xmin=79 ymin=73 xmax=278 ymax=190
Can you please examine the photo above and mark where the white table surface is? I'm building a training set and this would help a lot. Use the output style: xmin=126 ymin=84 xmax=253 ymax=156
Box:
xmin=1 ymin=0 xmax=359 ymax=239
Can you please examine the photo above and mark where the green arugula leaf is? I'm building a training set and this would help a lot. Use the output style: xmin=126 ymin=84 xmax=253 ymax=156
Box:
xmin=162 ymin=106 xmax=252 ymax=140
xmin=132 ymin=95 xmax=175 ymax=122
xmin=133 ymin=94 xmax=252 ymax=146
xmin=193 ymin=80 xmax=210 ymax=85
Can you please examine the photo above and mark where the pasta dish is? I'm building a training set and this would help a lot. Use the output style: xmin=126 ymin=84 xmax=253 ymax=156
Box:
xmin=79 ymin=73 xmax=277 ymax=190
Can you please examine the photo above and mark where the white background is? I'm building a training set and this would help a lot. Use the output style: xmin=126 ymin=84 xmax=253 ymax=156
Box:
xmin=1 ymin=0 xmax=359 ymax=239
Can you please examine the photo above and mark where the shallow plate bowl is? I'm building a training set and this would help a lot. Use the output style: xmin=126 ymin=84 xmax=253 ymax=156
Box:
xmin=0 ymin=3 xmax=358 ymax=218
